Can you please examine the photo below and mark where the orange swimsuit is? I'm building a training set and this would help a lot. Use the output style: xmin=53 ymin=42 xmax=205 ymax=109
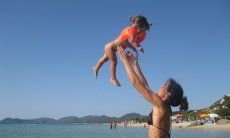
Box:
xmin=115 ymin=25 xmax=146 ymax=47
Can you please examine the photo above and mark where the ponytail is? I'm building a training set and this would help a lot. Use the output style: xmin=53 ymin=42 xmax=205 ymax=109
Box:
xmin=166 ymin=78 xmax=189 ymax=111
xmin=179 ymin=96 xmax=189 ymax=111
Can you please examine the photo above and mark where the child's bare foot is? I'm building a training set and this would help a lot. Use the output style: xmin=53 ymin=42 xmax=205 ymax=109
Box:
xmin=110 ymin=78 xmax=121 ymax=87
xmin=93 ymin=67 xmax=98 ymax=78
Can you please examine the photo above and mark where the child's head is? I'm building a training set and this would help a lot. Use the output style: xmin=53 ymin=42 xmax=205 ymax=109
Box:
xmin=130 ymin=15 xmax=152 ymax=31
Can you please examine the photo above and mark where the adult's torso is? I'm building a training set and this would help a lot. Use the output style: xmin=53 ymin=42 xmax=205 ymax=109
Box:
xmin=149 ymin=106 xmax=171 ymax=138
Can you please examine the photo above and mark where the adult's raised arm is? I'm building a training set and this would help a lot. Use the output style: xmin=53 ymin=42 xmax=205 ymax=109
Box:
xmin=127 ymin=52 xmax=150 ymax=90
xmin=117 ymin=46 xmax=163 ymax=107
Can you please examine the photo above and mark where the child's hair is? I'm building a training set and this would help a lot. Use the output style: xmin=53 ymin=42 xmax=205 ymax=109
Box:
xmin=166 ymin=78 xmax=189 ymax=111
xmin=130 ymin=15 xmax=152 ymax=31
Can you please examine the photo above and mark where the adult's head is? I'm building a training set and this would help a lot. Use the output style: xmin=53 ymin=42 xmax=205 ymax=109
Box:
xmin=157 ymin=78 xmax=189 ymax=111
xmin=130 ymin=15 xmax=152 ymax=32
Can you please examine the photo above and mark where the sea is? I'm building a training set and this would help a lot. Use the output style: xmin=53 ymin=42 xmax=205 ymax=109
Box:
xmin=0 ymin=124 xmax=229 ymax=138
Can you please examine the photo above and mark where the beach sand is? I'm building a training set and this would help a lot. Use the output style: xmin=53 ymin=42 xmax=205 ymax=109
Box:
xmin=172 ymin=122 xmax=191 ymax=128
xmin=187 ymin=124 xmax=230 ymax=131
xmin=172 ymin=122 xmax=230 ymax=131
xmin=119 ymin=122 xmax=230 ymax=131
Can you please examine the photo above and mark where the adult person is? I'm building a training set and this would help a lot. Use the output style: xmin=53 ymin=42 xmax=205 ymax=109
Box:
xmin=117 ymin=46 xmax=188 ymax=138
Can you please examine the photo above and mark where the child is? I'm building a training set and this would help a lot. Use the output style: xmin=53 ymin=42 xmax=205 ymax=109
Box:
xmin=93 ymin=15 xmax=151 ymax=87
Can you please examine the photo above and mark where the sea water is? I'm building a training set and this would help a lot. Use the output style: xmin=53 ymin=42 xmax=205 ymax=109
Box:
xmin=0 ymin=124 xmax=229 ymax=138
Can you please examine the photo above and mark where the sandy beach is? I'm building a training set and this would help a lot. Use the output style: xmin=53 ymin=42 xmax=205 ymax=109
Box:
xmin=186 ymin=124 xmax=230 ymax=131
xmin=172 ymin=122 xmax=191 ymax=128
xmin=118 ymin=122 xmax=230 ymax=131
xmin=172 ymin=122 xmax=230 ymax=131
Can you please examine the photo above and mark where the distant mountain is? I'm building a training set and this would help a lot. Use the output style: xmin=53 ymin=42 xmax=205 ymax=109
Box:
xmin=79 ymin=115 xmax=118 ymax=123
xmin=0 ymin=113 xmax=146 ymax=124
xmin=58 ymin=115 xmax=118 ymax=123
xmin=58 ymin=116 xmax=80 ymax=123
xmin=32 ymin=118 xmax=58 ymax=123
xmin=120 ymin=112 xmax=144 ymax=120
xmin=1 ymin=117 xmax=57 ymax=124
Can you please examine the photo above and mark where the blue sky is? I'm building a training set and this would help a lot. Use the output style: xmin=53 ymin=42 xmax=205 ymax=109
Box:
xmin=0 ymin=0 xmax=229 ymax=119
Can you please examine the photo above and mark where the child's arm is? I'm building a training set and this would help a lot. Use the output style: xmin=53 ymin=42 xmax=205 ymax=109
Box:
xmin=137 ymin=46 xmax=144 ymax=54
xmin=135 ymin=32 xmax=146 ymax=54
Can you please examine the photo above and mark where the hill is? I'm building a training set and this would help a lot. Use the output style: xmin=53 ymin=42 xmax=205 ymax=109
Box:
xmin=0 ymin=113 xmax=146 ymax=124
xmin=0 ymin=117 xmax=57 ymax=124
xmin=174 ymin=94 xmax=230 ymax=119
xmin=209 ymin=94 xmax=230 ymax=109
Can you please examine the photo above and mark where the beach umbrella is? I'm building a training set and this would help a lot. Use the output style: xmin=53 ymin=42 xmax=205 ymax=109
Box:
xmin=199 ymin=114 xmax=209 ymax=118
xmin=175 ymin=114 xmax=184 ymax=119
xmin=208 ymin=113 xmax=220 ymax=118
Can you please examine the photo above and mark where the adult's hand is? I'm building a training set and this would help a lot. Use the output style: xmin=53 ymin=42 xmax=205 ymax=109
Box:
xmin=117 ymin=46 xmax=128 ymax=63
xmin=127 ymin=51 xmax=138 ymax=66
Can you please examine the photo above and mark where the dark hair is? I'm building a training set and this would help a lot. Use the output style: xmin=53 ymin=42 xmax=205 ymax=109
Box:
xmin=166 ymin=78 xmax=189 ymax=111
xmin=130 ymin=15 xmax=151 ymax=30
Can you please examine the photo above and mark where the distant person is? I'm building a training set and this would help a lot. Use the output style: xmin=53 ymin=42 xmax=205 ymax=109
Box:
xmin=93 ymin=15 xmax=152 ymax=87
xmin=124 ymin=121 xmax=128 ymax=127
xmin=117 ymin=47 xmax=189 ymax=138
xmin=114 ymin=123 xmax=117 ymax=129
xmin=110 ymin=122 xmax=113 ymax=129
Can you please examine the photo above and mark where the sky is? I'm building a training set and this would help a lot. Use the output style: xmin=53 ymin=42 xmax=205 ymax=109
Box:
xmin=0 ymin=0 xmax=229 ymax=120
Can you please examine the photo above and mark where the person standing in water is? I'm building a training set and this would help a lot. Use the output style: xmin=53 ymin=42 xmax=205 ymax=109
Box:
xmin=117 ymin=47 xmax=188 ymax=138
xmin=93 ymin=15 xmax=151 ymax=87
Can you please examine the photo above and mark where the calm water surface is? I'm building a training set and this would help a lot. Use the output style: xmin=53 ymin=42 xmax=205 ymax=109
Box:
xmin=0 ymin=124 xmax=229 ymax=138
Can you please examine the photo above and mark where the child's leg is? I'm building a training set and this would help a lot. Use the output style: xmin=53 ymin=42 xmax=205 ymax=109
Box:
xmin=105 ymin=45 xmax=121 ymax=87
xmin=93 ymin=54 xmax=109 ymax=78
